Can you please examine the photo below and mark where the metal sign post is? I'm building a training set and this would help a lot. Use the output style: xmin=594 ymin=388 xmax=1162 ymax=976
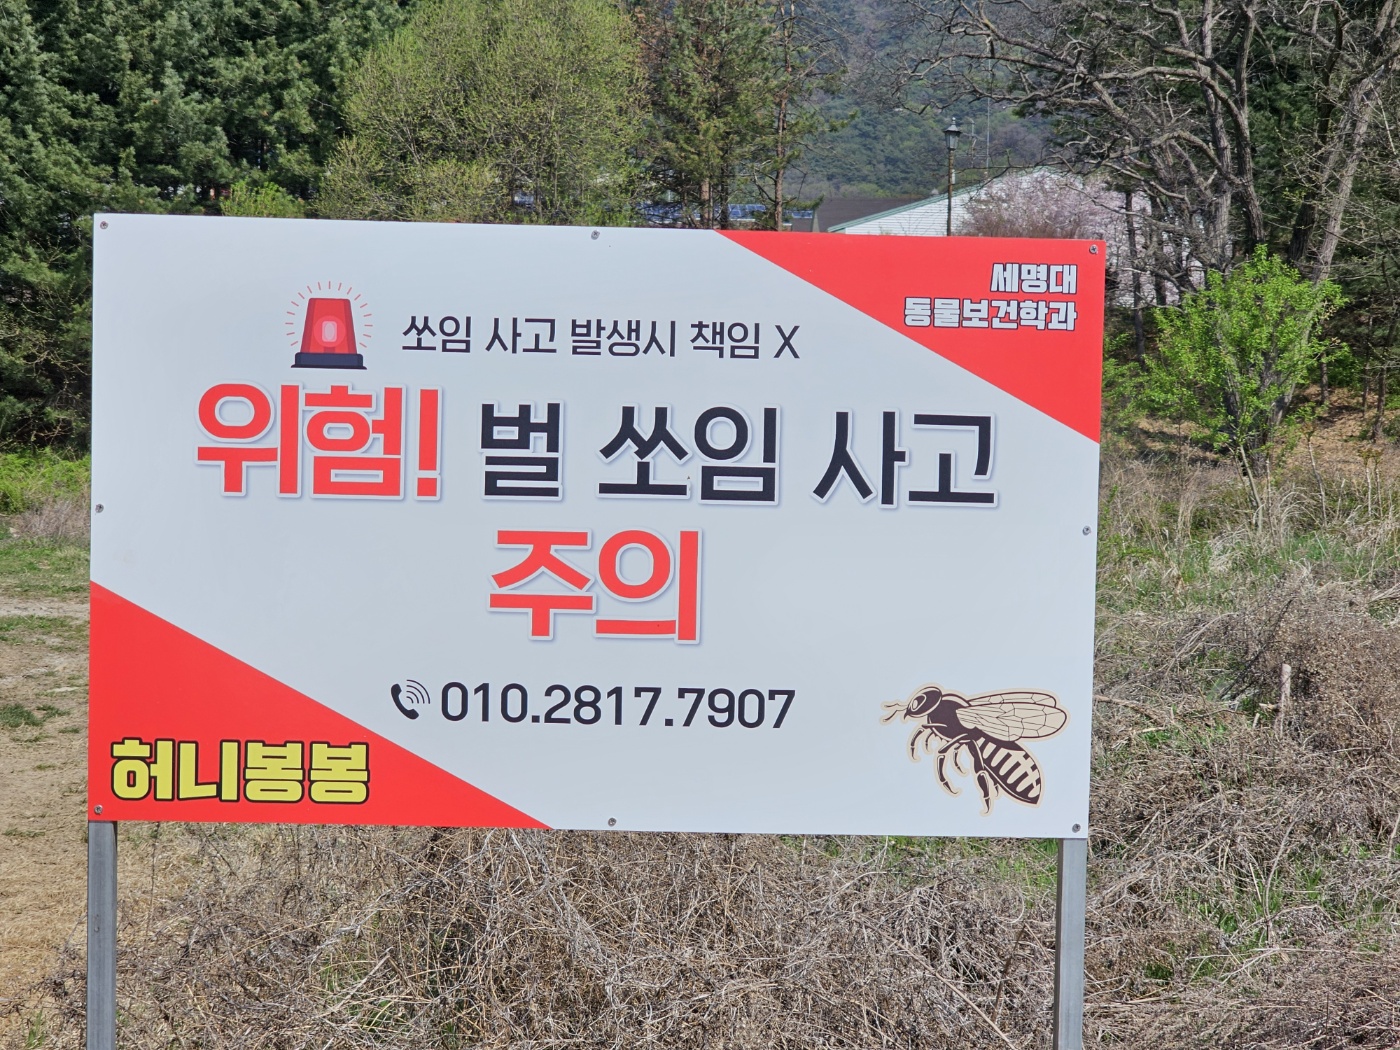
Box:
xmin=86 ymin=820 xmax=117 ymax=1050
xmin=1052 ymin=836 xmax=1088 ymax=1050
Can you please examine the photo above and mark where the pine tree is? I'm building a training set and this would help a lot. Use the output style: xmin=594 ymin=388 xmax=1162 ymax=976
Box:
xmin=0 ymin=0 xmax=407 ymax=446
xmin=637 ymin=0 xmax=833 ymax=229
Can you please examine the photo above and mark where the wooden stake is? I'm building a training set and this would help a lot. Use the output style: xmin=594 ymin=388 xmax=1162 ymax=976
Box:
xmin=1275 ymin=663 xmax=1292 ymax=737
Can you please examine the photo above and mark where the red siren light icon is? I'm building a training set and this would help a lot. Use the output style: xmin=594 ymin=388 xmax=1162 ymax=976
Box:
xmin=294 ymin=298 xmax=364 ymax=370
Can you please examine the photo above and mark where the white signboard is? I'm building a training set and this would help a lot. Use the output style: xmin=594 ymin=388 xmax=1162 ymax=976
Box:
xmin=89 ymin=215 xmax=1102 ymax=837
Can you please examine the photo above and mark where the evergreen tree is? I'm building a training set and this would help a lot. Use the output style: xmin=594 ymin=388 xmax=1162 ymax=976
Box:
xmin=0 ymin=0 xmax=102 ymax=444
xmin=0 ymin=0 xmax=408 ymax=446
xmin=747 ymin=0 xmax=834 ymax=229
xmin=637 ymin=0 xmax=832 ymax=228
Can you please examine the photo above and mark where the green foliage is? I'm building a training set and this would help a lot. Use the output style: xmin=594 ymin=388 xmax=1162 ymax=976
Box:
xmin=0 ymin=0 xmax=408 ymax=448
xmin=1322 ymin=144 xmax=1400 ymax=440
xmin=1 ymin=0 xmax=847 ymax=449
xmin=221 ymin=180 xmax=305 ymax=218
xmin=0 ymin=0 xmax=97 ymax=446
xmin=1101 ymin=346 xmax=1146 ymax=445
xmin=804 ymin=103 xmax=1047 ymax=201
xmin=790 ymin=0 xmax=1048 ymax=200
xmin=0 ymin=450 xmax=89 ymax=513
xmin=745 ymin=1 xmax=838 ymax=227
xmin=21 ymin=1006 xmax=49 ymax=1048
xmin=1145 ymin=248 xmax=1344 ymax=469
xmin=639 ymin=0 xmax=777 ymax=225
xmin=320 ymin=0 xmax=644 ymax=225
xmin=42 ymin=0 xmax=411 ymax=201
xmin=637 ymin=0 xmax=835 ymax=226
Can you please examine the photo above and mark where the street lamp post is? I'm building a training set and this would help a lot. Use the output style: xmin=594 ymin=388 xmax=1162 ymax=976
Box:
xmin=944 ymin=118 xmax=961 ymax=236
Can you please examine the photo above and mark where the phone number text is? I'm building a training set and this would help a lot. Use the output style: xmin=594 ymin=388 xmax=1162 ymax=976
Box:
xmin=406 ymin=683 xmax=795 ymax=729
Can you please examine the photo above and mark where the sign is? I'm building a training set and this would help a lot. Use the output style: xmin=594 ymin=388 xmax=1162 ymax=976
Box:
xmin=89 ymin=215 xmax=1103 ymax=837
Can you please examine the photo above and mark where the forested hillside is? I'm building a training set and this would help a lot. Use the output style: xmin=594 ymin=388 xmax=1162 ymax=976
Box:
xmin=791 ymin=0 xmax=1049 ymax=199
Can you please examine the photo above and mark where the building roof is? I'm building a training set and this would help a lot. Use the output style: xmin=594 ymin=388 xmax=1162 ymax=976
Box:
xmin=812 ymin=198 xmax=922 ymax=233
xmin=827 ymin=185 xmax=985 ymax=236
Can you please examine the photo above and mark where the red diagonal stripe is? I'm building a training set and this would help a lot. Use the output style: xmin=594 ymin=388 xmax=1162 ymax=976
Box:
xmin=720 ymin=231 xmax=1104 ymax=442
xmin=88 ymin=583 xmax=546 ymax=828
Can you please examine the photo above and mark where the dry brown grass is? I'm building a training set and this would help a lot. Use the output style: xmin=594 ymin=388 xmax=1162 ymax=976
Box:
xmin=22 ymin=828 xmax=1072 ymax=1049
xmin=8 ymin=441 xmax=1400 ymax=1050
xmin=0 ymin=453 xmax=90 ymax=545
xmin=8 ymin=496 xmax=90 ymax=546
xmin=1087 ymin=447 xmax=1400 ymax=1047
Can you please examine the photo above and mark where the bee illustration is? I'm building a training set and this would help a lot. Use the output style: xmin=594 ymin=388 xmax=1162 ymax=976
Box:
xmin=881 ymin=684 xmax=1068 ymax=813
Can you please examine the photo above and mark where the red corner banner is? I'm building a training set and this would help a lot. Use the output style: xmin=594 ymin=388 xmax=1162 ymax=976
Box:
xmin=88 ymin=584 xmax=545 ymax=827
xmin=721 ymin=232 xmax=1105 ymax=443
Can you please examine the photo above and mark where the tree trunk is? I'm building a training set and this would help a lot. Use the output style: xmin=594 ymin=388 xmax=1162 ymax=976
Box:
xmin=1309 ymin=85 xmax=1382 ymax=285
xmin=774 ymin=164 xmax=784 ymax=230
xmin=1377 ymin=306 xmax=1399 ymax=442
xmin=1374 ymin=366 xmax=1388 ymax=443
xmin=1124 ymin=189 xmax=1146 ymax=358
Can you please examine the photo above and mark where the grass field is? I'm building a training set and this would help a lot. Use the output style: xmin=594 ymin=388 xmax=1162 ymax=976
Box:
xmin=2 ymin=428 xmax=1398 ymax=1048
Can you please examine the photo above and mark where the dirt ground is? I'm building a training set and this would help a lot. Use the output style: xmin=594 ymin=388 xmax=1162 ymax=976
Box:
xmin=0 ymin=603 xmax=89 ymax=1020
xmin=0 ymin=547 xmax=159 ymax=1040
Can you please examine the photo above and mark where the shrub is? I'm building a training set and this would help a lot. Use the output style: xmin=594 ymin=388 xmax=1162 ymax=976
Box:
xmin=1146 ymin=247 xmax=1343 ymax=473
